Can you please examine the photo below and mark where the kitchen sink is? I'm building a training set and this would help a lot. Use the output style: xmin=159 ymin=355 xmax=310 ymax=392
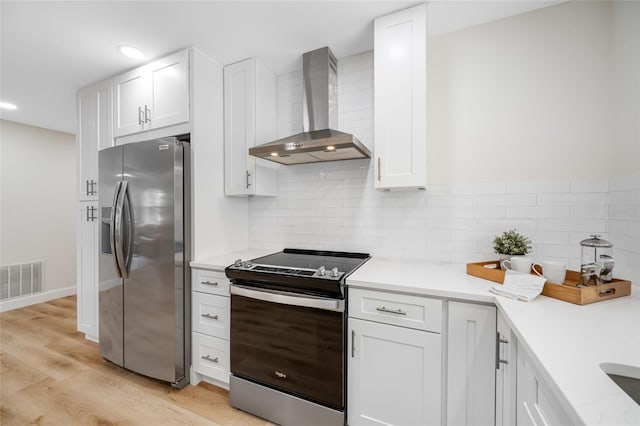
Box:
xmin=600 ymin=363 xmax=640 ymax=405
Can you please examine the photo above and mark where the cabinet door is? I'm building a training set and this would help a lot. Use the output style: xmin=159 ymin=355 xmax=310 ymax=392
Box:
xmin=496 ymin=311 xmax=517 ymax=426
xmin=447 ymin=302 xmax=496 ymax=426
xmin=224 ymin=57 xmax=277 ymax=197
xmin=348 ymin=318 xmax=441 ymax=426
xmin=77 ymin=80 xmax=113 ymax=200
xmin=374 ymin=3 xmax=427 ymax=189
xmin=192 ymin=332 xmax=229 ymax=384
xmin=113 ymin=67 xmax=148 ymax=137
xmin=149 ymin=50 xmax=190 ymax=130
xmin=224 ymin=59 xmax=255 ymax=196
xmin=517 ymin=348 xmax=574 ymax=426
xmin=192 ymin=292 xmax=229 ymax=339
xmin=77 ymin=201 xmax=99 ymax=341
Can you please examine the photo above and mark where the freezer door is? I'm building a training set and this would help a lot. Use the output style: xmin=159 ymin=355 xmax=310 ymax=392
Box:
xmin=122 ymin=138 xmax=186 ymax=384
xmin=98 ymin=145 xmax=124 ymax=366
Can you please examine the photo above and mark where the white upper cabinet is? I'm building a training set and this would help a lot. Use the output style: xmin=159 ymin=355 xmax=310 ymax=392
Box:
xmin=374 ymin=3 xmax=427 ymax=189
xmin=114 ymin=50 xmax=189 ymax=137
xmin=77 ymin=79 xmax=113 ymax=201
xmin=224 ymin=57 xmax=277 ymax=197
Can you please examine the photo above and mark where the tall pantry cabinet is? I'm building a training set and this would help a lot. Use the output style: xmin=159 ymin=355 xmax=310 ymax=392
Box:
xmin=76 ymin=79 xmax=113 ymax=341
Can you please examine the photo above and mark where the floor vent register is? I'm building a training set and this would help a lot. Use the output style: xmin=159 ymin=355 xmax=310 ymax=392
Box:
xmin=0 ymin=261 xmax=44 ymax=300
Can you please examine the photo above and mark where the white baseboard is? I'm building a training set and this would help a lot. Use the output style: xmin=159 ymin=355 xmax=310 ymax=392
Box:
xmin=0 ymin=286 xmax=76 ymax=312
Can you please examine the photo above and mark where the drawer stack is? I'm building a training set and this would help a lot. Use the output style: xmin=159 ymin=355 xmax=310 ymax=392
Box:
xmin=191 ymin=268 xmax=231 ymax=387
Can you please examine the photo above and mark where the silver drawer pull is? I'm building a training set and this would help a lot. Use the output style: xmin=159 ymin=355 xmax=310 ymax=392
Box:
xmin=376 ymin=306 xmax=406 ymax=315
xmin=201 ymin=313 xmax=219 ymax=320
xmin=201 ymin=281 xmax=219 ymax=286
xmin=201 ymin=355 xmax=219 ymax=363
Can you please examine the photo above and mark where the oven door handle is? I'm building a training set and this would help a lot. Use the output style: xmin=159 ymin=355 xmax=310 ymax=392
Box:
xmin=230 ymin=284 xmax=345 ymax=313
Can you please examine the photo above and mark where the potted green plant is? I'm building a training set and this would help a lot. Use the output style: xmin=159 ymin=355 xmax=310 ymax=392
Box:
xmin=493 ymin=229 xmax=532 ymax=262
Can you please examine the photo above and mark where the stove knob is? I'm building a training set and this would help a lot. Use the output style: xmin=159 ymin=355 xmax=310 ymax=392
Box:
xmin=318 ymin=266 xmax=326 ymax=276
xmin=233 ymin=258 xmax=242 ymax=267
xmin=330 ymin=267 xmax=339 ymax=278
xmin=245 ymin=261 xmax=253 ymax=268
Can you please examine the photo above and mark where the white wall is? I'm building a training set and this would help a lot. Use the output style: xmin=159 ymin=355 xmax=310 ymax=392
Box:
xmin=249 ymin=1 xmax=640 ymax=285
xmin=0 ymin=119 xmax=76 ymax=291
xmin=608 ymin=0 xmax=640 ymax=285
xmin=612 ymin=0 xmax=640 ymax=176
xmin=427 ymin=0 xmax=614 ymax=184
xmin=191 ymin=48 xmax=249 ymax=259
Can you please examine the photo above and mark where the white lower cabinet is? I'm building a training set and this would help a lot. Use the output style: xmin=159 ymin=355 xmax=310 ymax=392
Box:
xmin=348 ymin=288 xmax=442 ymax=426
xmin=190 ymin=267 xmax=231 ymax=388
xmin=192 ymin=332 xmax=230 ymax=384
xmin=446 ymin=301 xmax=496 ymax=426
xmin=516 ymin=345 xmax=573 ymax=426
xmin=496 ymin=310 xmax=517 ymax=426
xmin=77 ymin=201 xmax=98 ymax=341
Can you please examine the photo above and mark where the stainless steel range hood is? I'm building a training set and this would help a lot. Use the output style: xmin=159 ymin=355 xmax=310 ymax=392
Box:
xmin=249 ymin=47 xmax=371 ymax=165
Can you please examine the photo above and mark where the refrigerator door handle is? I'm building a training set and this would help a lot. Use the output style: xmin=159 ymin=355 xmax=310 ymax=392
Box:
xmin=123 ymin=183 xmax=134 ymax=273
xmin=110 ymin=181 xmax=123 ymax=278
xmin=114 ymin=180 xmax=129 ymax=279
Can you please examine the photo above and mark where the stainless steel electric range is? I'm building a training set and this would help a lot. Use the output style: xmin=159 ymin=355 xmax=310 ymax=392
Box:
xmin=225 ymin=248 xmax=371 ymax=426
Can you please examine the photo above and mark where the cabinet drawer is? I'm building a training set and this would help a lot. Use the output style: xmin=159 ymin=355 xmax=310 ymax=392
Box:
xmin=349 ymin=288 xmax=442 ymax=333
xmin=192 ymin=332 xmax=229 ymax=384
xmin=192 ymin=268 xmax=230 ymax=296
xmin=192 ymin=292 xmax=229 ymax=339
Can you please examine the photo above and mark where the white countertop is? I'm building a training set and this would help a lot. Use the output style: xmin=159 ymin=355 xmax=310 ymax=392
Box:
xmin=347 ymin=258 xmax=640 ymax=426
xmin=190 ymin=250 xmax=640 ymax=425
xmin=189 ymin=249 xmax=274 ymax=270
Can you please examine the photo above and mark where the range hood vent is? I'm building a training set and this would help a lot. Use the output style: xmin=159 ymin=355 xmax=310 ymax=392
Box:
xmin=249 ymin=47 xmax=371 ymax=165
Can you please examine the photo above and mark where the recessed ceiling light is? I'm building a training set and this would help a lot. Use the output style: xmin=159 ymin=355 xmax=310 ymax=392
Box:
xmin=0 ymin=101 xmax=17 ymax=110
xmin=117 ymin=45 xmax=144 ymax=59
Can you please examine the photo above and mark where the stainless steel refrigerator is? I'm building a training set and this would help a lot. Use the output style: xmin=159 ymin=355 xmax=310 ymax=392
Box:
xmin=98 ymin=136 xmax=191 ymax=388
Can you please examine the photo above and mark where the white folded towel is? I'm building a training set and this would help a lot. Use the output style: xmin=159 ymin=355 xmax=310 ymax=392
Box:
xmin=490 ymin=269 xmax=547 ymax=302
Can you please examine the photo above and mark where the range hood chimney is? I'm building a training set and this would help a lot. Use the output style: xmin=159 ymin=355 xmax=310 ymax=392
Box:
xmin=249 ymin=47 xmax=371 ymax=165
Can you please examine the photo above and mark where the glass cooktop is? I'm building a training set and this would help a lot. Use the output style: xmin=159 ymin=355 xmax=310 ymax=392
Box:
xmin=249 ymin=248 xmax=369 ymax=274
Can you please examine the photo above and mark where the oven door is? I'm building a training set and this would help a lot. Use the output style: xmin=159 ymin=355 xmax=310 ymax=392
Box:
xmin=230 ymin=284 xmax=345 ymax=410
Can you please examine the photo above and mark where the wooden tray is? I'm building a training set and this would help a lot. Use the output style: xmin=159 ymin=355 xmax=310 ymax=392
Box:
xmin=466 ymin=260 xmax=632 ymax=305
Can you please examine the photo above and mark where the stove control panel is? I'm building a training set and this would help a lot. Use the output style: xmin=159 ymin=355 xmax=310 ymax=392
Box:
xmin=228 ymin=259 xmax=344 ymax=280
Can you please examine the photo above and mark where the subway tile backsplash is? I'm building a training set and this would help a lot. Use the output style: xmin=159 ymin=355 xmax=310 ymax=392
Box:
xmin=249 ymin=51 xmax=640 ymax=286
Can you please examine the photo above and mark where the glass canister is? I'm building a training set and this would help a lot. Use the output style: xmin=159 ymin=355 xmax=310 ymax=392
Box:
xmin=580 ymin=235 xmax=614 ymax=284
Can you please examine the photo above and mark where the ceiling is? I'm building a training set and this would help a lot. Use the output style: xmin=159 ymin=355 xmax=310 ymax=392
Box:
xmin=0 ymin=0 xmax=565 ymax=135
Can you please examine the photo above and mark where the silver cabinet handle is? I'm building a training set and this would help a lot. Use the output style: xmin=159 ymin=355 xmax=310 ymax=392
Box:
xmin=351 ymin=330 xmax=355 ymax=358
xmin=246 ymin=170 xmax=251 ymax=188
xmin=144 ymin=105 xmax=151 ymax=123
xmin=138 ymin=106 xmax=144 ymax=125
xmin=201 ymin=355 xmax=219 ymax=363
xmin=86 ymin=179 xmax=97 ymax=196
xmin=376 ymin=306 xmax=406 ymax=315
xmin=496 ymin=332 xmax=509 ymax=369
xmin=201 ymin=313 xmax=219 ymax=320
xmin=86 ymin=206 xmax=92 ymax=222
xmin=201 ymin=281 xmax=218 ymax=287
xmin=86 ymin=206 xmax=97 ymax=222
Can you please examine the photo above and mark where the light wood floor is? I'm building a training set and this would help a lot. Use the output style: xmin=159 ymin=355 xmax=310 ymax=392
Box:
xmin=0 ymin=296 xmax=270 ymax=425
